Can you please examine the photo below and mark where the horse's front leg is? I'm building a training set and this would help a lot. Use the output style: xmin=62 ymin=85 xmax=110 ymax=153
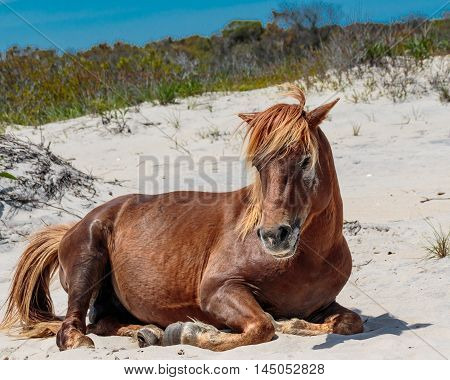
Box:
xmin=315 ymin=301 xmax=364 ymax=335
xmin=163 ymin=285 xmax=275 ymax=351
xmin=266 ymin=313 xmax=332 ymax=336
xmin=268 ymin=301 xmax=363 ymax=337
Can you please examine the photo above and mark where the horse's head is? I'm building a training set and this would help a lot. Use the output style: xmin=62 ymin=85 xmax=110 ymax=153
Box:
xmin=239 ymin=86 xmax=339 ymax=259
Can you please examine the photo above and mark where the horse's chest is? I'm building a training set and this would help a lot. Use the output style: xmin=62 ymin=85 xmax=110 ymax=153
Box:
xmin=256 ymin=258 xmax=350 ymax=319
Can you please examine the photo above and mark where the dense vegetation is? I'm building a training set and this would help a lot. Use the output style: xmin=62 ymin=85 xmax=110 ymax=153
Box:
xmin=0 ymin=4 xmax=449 ymax=127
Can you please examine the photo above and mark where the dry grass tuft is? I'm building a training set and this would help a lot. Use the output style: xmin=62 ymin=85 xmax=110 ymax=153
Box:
xmin=424 ymin=219 xmax=450 ymax=259
xmin=352 ymin=122 xmax=361 ymax=136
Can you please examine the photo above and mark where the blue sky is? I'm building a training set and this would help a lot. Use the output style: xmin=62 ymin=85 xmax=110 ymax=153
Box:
xmin=0 ymin=0 xmax=448 ymax=51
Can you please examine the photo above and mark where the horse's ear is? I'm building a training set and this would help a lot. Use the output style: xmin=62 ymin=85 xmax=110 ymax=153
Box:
xmin=238 ymin=112 xmax=258 ymax=124
xmin=305 ymin=98 xmax=339 ymax=128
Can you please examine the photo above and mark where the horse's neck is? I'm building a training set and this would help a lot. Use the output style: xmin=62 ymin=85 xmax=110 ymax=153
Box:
xmin=303 ymin=129 xmax=344 ymax=255
xmin=300 ymin=182 xmax=343 ymax=258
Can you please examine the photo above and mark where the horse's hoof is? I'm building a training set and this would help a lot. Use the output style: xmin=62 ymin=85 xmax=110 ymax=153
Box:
xmin=73 ymin=335 xmax=95 ymax=349
xmin=179 ymin=322 xmax=204 ymax=345
xmin=137 ymin=327 xmax=160 ymax=348
xmin=162 ymin=322 xmax=206 ymax=346
xmin=162 ymin=322 xmax=185 ymax=346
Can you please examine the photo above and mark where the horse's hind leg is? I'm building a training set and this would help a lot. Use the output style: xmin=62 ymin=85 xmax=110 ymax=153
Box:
xmin=56 ymin=220 xmax=109 ymax=350
xmin=86 ymin=277 xmax=163 ymax=347
xmin=87 ymin=316 xmax=163 ymax=347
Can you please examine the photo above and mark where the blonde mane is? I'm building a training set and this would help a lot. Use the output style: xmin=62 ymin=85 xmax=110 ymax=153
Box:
xmin=238 ymin=85 xmax=318 ymax=238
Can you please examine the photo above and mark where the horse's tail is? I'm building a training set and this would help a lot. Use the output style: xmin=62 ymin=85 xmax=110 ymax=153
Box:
xmin=0 ymin=224 xmax=72 ymax=338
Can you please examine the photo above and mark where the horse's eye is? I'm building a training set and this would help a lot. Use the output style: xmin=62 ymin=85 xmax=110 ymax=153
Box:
xmin=298 ymin=156 xmax=311 ymax=170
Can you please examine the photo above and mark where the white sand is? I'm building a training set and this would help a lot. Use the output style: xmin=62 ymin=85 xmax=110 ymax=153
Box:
xmin=0 ymin=65 xmax=449 ymax=359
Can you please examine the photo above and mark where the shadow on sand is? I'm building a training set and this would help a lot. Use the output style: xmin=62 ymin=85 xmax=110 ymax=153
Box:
xmin=312 ymin=310 xmax=431 ymax=350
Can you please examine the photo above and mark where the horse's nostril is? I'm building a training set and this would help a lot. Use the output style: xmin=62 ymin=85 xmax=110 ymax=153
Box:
xmin=277 ymin=225 xmax=291 ymax=243
xmin=258 ymin=225 xmax=292 ymax=248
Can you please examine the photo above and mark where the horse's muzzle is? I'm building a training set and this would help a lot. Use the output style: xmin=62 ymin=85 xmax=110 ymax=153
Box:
xmin=257 ymin=222 xmax=300 ymax=259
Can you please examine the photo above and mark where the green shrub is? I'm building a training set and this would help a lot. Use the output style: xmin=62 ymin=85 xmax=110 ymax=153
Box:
xmin=222 ymin=20 xmax=264 ymax=43
xmin=155 ymin=82 xmax=177 ymax=105
xmin=0 ymin=17 xmax=448 ymax=126
xmin=365 ymin=42 xmax=391 ymax=63
xmin=404 ymin=36 xmax=434 ymax=61
xmin=177 ymin=78 xmax=204 ymax=97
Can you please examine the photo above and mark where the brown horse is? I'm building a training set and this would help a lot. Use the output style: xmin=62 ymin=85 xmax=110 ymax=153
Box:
xmin=0 ymin=86 xmax=363 ymax=351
